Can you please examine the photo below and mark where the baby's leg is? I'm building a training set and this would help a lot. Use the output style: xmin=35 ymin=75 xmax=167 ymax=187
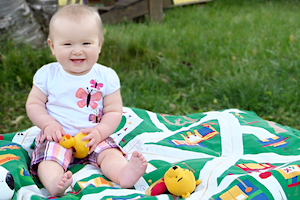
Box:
xmin=38 ymin=160 xmax=73 ymax=196
xmin=97 ymin=149 xmax=147 ymax=188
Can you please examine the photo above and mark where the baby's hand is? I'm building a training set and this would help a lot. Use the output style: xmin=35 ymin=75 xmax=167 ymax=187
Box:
xmin=41 ymin=122 xmax=66 ymax=143
xmin=80 ymin=128 xmax=102 ymax=154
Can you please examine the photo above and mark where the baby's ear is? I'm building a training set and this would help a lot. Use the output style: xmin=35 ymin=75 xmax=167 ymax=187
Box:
xmin=98 ymin=39 xmax=103 ymax=54
xmin=47 ymin=38 xmax=56 ymax=55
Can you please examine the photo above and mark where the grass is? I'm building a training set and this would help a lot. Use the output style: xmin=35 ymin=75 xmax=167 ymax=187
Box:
xmin=0 ymin=0 xmax=300 ymax=133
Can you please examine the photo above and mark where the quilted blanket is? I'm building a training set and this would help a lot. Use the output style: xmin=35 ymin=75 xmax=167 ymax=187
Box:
xmin=1 ymin=107 xmax=300 ymax=200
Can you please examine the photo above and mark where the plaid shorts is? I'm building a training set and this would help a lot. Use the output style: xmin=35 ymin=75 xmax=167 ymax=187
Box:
xmin=30 ymin=132 xmax=119 ymax=175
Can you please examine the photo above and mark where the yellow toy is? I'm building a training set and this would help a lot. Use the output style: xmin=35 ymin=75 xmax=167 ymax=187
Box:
xmin=59 ymin=132 xmax=89 ymax=159
xmin=147 ymin=165 xmax=201 ymax=198
xmin=164 ymin=165 xmax=201 ymax=198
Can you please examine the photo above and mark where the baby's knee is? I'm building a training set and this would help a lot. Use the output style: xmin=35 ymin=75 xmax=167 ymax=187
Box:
xmin=96 ymin=148 xmax=124 ymax=165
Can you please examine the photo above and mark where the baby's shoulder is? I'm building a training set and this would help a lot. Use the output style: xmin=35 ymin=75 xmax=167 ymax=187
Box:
xmin=37 ymin=62 xmax=61 ymax=74
xmin=93 ymin=63 xmax=110 ymax=71
xmin=93 ymin=63 xmax=118 ymax=76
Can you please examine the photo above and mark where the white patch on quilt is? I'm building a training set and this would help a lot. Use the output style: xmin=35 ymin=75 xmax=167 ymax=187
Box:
xmin=16 ymin=185 xmax=49 ymax=199
xmin=80 ymin=188 xmax=145 ymax=200
xmin=145 ymin=162 xmax=157 ymax=173
xmin=12 ymin=126 xmax=40 ymax=159
xmin=142 ymin=144 xmax=214 ymax=163
xmin=134 ymin=176 xmax=149 ymax=192
xmin=111 ymin=107 xmax=143 ymax=145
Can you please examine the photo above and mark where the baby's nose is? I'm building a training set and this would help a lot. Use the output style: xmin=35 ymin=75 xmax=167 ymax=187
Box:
xmin=72 ymin=48 xmax=83 ymax=55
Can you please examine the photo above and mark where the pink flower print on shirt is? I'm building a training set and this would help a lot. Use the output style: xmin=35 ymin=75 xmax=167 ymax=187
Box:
xmin=75 ymin=87 xmax=101 ymax=109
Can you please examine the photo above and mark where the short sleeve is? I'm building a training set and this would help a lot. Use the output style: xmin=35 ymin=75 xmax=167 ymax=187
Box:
xmin=104 ymin=68 xmax=121 ymax=96
xmin=33 ymin=65 xmax=49 ymax=95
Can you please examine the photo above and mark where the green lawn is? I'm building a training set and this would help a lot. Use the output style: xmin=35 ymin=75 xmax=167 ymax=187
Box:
xmin=0 ymin=0 xmax=299 ymax=133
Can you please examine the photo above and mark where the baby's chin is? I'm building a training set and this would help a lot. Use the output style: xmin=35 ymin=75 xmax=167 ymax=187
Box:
xmin=62 ymin=65 xmax=92 ymax=76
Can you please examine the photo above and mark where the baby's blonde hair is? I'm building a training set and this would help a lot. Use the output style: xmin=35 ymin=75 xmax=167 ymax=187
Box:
xmin=48 ymin=4 xmax=103 ymax=41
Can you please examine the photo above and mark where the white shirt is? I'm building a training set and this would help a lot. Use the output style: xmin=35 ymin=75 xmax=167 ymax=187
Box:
xmin=33 ymin=62 xmax=120 ymax=136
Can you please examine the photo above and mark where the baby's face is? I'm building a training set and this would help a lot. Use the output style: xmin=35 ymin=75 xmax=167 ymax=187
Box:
xmin=48 ymin=15 xmax=102 ymax=75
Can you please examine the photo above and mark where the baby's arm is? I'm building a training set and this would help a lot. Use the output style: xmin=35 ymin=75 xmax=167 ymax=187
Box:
xmin=26 ymin=85 xmax=65 ymax=143
xmin=81 ymin=89 xmax=123 ymax=153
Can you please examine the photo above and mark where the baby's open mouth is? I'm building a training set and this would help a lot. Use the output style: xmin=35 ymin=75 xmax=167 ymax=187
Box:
xmin=71 ymin=59 xmax=85 ymax=63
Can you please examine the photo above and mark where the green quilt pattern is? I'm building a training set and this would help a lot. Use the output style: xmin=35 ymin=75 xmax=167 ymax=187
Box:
xmin=1 ymin=107 xmax=300 ymax=200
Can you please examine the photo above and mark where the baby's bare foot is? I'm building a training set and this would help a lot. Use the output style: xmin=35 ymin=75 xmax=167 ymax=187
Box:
xmin=119 ymin=151 xmax=147 ymax=188
xmin=50 ymin=171 xmax=73 ymax=196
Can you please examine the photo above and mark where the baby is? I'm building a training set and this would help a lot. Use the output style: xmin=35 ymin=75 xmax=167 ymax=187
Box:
xmin=26 ymin=4 xmax=147 ymax=196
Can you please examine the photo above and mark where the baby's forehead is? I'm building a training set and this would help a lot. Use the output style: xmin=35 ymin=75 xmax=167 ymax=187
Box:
xmin=52 ymin=13 xmax=93 ymax=24
xmin=49 ymin=6 xmax=103 ymax=40
xmin=49 ymin=16 xmax=101 ymax=41
xmin=50 ymin=15 xmax=99 ymax=33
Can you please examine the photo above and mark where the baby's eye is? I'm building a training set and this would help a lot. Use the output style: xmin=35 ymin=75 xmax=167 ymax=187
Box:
xmin=64 ymin=43 xmax=71 ymax=46
xmin=83 ymin=42 xmax=90 ymax=45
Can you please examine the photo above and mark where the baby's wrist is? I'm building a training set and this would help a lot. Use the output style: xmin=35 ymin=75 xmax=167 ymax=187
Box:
xmin=94 ymin=127 xmax=103 ymax=140
xmin=43 ymin=121 xmax=55 ymax=131
xmin=42 ymin=120 xmax=60 ymax=133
